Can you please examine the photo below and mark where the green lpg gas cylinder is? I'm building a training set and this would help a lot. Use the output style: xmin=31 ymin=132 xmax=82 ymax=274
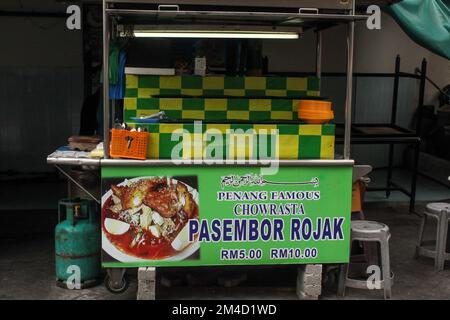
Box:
xmin=55 ymin=199 xmax=100 ymax=288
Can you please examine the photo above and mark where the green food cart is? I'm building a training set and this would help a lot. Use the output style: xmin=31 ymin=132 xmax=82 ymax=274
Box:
xmin=48 ymin=0 xmax=369 ymax=295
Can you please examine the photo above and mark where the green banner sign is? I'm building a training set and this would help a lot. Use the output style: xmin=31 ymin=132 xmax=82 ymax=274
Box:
xmin=101 ymin=165 xmax=352 ymax=267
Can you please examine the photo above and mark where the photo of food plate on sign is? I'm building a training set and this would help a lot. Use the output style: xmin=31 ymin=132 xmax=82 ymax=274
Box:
xmin=101 ymin=176 xmax=200 ymax=262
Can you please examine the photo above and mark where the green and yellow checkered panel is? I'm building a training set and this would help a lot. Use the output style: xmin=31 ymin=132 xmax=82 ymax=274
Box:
xmin=125 ymin=98 xmax=304 ymax=121
xmin=128 ymin=123 xmax=334 ymax=160
xmin=124 ymin=75 xmax=320 ymax=122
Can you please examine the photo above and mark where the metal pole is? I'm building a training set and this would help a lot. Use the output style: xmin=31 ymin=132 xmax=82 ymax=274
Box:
xmin=416 ymin=58 xmax=427 ymax=137
xmin=316 ymin=30 xmax=322 ymax=79
xmin=386 ymin=55 xmax=401 ymax=198
xmin=55 ymin=165 xmax=101 ymax=204
xmin=103 ymin=0 xmax=110 ymax=159
xmin=343 ymin=21 xmax=355 ymax=160
xmin=390 ymin=55 xmax=401 ymax=125
xmin=409 ymin=58 xmax=427 ymax=213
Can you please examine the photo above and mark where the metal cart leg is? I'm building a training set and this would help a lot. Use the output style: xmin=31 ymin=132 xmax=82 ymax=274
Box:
xmin=105 ymin=268 xmax=129 ymax=294
xmin=337 ymin=263 xmax=349 ymax=297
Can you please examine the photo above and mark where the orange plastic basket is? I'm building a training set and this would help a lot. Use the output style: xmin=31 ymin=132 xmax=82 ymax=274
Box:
xmin=109 ymin=129 xmax=148 ymax=160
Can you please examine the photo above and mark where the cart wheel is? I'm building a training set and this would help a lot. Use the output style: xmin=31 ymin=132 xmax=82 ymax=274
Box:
xmin=104 ymin=273 xmax=129 ymax=294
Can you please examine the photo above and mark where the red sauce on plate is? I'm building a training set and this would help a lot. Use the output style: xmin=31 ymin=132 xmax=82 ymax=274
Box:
xmin=101 ymin=181 xmax=198 ymax=260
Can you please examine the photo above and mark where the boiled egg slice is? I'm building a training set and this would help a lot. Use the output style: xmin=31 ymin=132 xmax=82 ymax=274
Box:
xmin=171 ymin=223 xmax=191 ymax=251
xmin=104 ymin=218 xmax=130 ymax=235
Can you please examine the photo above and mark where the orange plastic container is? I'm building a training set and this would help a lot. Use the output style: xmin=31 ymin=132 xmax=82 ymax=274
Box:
xmin=109 ymin=129 xmax=148 ymax=160
xmin=298 ymin=100 xmax=332 ymax=112
xmin=299 ymin=113 xmax=334 ymax=124
xmin=299 ymin=110 xmax=334 ymax=117
xmin=298 ymin=99 xmax=334 ymax=124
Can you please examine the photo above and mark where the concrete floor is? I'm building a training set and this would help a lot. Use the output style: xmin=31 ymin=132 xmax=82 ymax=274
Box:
xmin=0 ymin=169 xmax=449 ymax=300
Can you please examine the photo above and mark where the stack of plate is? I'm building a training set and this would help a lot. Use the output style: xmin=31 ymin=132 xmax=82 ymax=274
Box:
xmin=298 ymin=100 xmax=334 ymax=124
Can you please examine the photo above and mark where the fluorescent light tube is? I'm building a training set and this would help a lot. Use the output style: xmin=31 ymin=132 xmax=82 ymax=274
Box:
xmin=132 ymin=30 xmax=299 ymax=39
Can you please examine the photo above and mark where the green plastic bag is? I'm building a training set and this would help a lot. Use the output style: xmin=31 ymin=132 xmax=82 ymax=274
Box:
xmin=100 ymin=42 xmax=120 ymax=85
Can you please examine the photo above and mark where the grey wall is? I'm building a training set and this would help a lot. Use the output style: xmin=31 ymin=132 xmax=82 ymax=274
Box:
xmin=0 ymin=1 xmax=84 ymax=172
xmin=0 ymin=68 xmax=83 ymax=172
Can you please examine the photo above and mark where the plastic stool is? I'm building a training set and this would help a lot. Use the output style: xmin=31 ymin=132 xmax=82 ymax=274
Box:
xmin=338 ymin=220 xmax=393 ymax=299
xmin=415 ymin=202 xmax=450 ymax=271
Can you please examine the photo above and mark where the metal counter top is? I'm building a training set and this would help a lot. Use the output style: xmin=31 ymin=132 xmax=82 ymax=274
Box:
xmin=47 ymin=155 xmax=354 ymax=168
xmin=47 ymin=156 xmax=101 ymax=167
xmin=47 ymin=153 xmax=364 ymax=204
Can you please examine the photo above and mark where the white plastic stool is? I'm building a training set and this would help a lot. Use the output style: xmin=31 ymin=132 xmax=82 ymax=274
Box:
xmin=338 ymin=220 xmax=393 ymax=299
xmin=415 ymin=202 xmax=450 ymax=271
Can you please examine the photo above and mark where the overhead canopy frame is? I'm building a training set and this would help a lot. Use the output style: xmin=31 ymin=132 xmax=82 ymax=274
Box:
xmin=103 ymin=0 xmax=369 ymax=160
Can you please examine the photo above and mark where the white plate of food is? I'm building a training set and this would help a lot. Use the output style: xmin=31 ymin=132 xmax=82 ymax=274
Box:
xmin=101 ymin=176 xmax=200 ymax=263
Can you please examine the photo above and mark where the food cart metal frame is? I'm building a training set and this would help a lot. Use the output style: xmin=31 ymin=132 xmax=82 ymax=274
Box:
xmin=101 ymin=0 xmax=368 ymax=161
xmin=48 ymin=0 xmax=370 ymax=294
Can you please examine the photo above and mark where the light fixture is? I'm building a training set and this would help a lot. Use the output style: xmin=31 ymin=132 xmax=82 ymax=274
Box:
xmin=119 ymin=25 xmax=302 ymax=40
xmin=132 ymin=30 xmax=299 ymax=39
